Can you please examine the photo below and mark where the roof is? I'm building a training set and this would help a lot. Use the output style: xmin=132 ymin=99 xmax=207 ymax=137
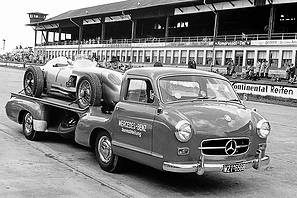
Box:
xmin=33 ymin=0 xmax=201 ymax=24
xmin=125 ymin=67 xmax=226 ymax=81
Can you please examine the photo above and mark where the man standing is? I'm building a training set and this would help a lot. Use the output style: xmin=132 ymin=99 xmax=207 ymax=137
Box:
xmin=109 ymin=56 xmax=123 ymax=72
xmin=188 ymin=59 xmax=196 ymax=69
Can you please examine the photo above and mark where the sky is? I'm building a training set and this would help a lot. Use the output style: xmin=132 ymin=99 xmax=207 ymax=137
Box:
xmin=0 ymin=0 xmax=120 ymax=53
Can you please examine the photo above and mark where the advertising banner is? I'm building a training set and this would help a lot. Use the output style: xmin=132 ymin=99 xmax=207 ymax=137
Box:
xmin=232 ymin=82 xmax=297 ymax=99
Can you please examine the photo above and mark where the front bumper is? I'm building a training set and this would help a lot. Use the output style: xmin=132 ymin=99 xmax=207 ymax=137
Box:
xmin=163 ymin=149 xmax=269 ymax=175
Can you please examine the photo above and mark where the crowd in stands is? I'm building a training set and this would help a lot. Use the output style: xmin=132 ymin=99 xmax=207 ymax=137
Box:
xmin=0 ymin=46 xmax=45 ymax=64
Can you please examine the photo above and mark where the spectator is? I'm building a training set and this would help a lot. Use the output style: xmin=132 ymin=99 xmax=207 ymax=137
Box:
xmin=153 ymin=60 xmax=163 ymax=67
xmin=264 ymin=60 xmax=271 ymax=78
xmin=226 ymin=60 xmax=231 ymax=76
xmin=260 ymin=60 xmax=266 ymax=78
xmin=109 ymin=56 xmax=123 ymax=72
xmin=288 ymin=64 xmax=296 ymax=84
xmin=255 ymin=60 xmax=261 ymax=80
xmin=188 ymin=59 xmax=196 ymax=69
xmin=230 ymin=60 xmax=236 ymax=76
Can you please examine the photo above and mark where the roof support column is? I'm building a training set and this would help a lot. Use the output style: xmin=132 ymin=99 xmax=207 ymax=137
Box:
xmin=268 ymin=5 xmax=276 ymax=40
xmin=70 ymin=19 xmax=83 ymax=54
xmin=165 ymin=16 xmax=170 ymax=42
xmin=58 ymin=27 xmax=62 ymax=44
xmin=101 ymin=17 xmax=105 ymax=41
xmin=34 ymin=28 xmax=37 ymax=47
xmin=212 ymin=11 xmax=219 ymax=71
xmin=45 ymin=31 xmax=49 ymax=44
xmin=131 ymin=19 xmax=137 ymax=40
xmin=78 ymin=26 xmax=83 ymax=54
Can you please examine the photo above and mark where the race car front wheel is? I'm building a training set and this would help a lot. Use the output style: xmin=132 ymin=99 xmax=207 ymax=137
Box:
xmin=22 ymin=112 xmax=38 ymax=141
xmin=76 ymin=74 xmax=102 ymax=109
xmin=23 ymin=66 xmax=44 ymax=97
xmin=95 ymin=132 xmax=123 ymax=173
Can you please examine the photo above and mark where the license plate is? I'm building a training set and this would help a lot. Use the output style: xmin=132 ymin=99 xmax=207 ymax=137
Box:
xmin=223 ymin=163 xmax=245 ymax=173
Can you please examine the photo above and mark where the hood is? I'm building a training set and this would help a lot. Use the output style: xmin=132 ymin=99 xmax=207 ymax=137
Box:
xmin=165 ymin=101 xmax=254 ymax=137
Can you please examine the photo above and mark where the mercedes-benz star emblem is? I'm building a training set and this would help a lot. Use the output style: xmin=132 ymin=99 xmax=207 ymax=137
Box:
xmin=225 ymin=140 xmax=237 ymax=155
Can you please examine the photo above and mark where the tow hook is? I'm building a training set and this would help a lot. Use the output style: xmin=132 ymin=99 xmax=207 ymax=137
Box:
xmin=253 ymin=149 xmax=262 ymax=170
xmin=197 ymin=155 xmax=205 ymax=175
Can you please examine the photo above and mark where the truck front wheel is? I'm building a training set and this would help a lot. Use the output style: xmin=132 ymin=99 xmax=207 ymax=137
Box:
xmin=95 ymin=132 xmax=123 ymax=173
xmin=22 ymin=112 xmax=38 ymax=141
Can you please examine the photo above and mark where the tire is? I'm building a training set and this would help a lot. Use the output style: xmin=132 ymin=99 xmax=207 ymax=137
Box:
xmin=95 ymin=132 xmax=123 ymax=173
xmin=23 ymin=66 xmax=44 ymax=97
xmin=22 ymin=112 xmax=38 ymax=141
xmin=76 ymin=74 xmax=102 ymax=109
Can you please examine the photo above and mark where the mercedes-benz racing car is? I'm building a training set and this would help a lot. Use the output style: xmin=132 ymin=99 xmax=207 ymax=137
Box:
xmin=23 ymin=57 xmax=123 ymax=111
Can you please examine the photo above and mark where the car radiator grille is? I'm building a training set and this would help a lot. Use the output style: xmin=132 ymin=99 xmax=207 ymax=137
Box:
xmin=199 ymin=137 xmax=250 ymax=156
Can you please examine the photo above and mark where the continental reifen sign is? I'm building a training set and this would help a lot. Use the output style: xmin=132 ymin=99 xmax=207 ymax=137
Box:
xmin=232 ymin=82 xmax=297 ymax=99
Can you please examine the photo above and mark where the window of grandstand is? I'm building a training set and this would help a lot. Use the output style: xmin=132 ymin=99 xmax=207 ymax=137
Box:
xmin=176 ymin=21 xmax=189 ymax=28
xmin=181 ymin=50 xmax=187 ymax=64
xmin=132 ymin=50 xmax=137 ymax=62
xmin=121 ymin=51 xmax=126 ymax=62
xmin=152 ymin=50 xmax=157 ymax=63
xmin=270 ymin=50 xmax=279 ymax=68
xmin=215 ymin=50 xmax=223 ymax=66
xmin=206 ymin=50 xmax=213 ymax=65
xmin=282 ymin=50 xmax=292 ymax=67
xmin=116 ymin=50 xmax=120 ymax=59
xmin=111 ymin=50 xmax=115 ymax=58
xmin=173 ymin=50 xmax=179 ymax=64
xmin=138 ymin=50 xmax=144 ymax=62
xmin=102 ymin=51 xmax=106 ymax=61
xmin=225 ymin=50 xmax=232 ymax=65
xmin=258 ymin=51 xmax=267 ymax=62
xmin=127 ymin=50 xmax=131 ymax=62
xmin=235 ymin=51 xmax=243 ymax=66
xmin=97 ymin=50 xmax=101 ymax=60
xmin=246 ymin=51 xmax=255 ymax=66
xmin=145 ymin=50 xmax=151 ymax=62
xmin=165 ymin=50 xmax=171 ymax=64
xmin=154 ymin=23 xmax=163 ymax=30
xmin=189 ymin=50 xmax=195 ymax=64
xmin=107 ymin=50 xmax=111 ymax=61
xmin=197 ymin=51 xmax=204 ymax=65
xmin=159 ymin=50 xmax=164 ymax=63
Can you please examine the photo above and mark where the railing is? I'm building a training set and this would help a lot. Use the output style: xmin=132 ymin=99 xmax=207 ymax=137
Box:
xmin=36 ymin=32 xmax=297 ymax=47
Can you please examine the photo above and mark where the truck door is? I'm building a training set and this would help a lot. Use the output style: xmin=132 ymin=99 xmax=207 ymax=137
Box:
xmin=113 ymin=78 xmax=156 ymax=156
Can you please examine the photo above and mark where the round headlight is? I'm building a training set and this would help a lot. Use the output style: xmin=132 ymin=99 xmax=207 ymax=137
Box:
xmin=256 ymin=119 xmax=271 ymax=138
xmin=175 ymin=120 xmax=193 ymax=142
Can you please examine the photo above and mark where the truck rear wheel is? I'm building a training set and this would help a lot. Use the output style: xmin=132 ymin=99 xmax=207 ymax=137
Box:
xmin=22 ymin=112 xmax=38 ymax=141
xmin=76 ymin=74 xmax=102 ymax=109
xmin=95 ymin=132 xmax=123 ymax=173
xmin=23 ymin=66 xmax=44 ymax=97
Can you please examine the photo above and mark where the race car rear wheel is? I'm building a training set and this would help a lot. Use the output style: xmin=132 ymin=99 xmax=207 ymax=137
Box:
xmin=95 ymin=132 xmax=123 ymax=173
xmin=76 ymin=74 xmax=102 ymax=109
xmin=23 ymin=66 xmax=44 ymax=97
xmin=22 ymin=112 xmax=38 ymax=141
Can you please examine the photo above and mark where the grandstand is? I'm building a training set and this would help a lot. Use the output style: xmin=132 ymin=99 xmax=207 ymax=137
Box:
xmin=27 ymin=0 xmax=297 ymax=74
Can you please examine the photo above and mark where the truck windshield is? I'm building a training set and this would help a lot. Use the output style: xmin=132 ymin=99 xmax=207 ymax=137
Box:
xmin=158 ymin=75 xmax=239 ymax=103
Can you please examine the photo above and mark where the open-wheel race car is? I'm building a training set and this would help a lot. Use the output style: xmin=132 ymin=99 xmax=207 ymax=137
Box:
xmin=23 ymin=57 xmax=123 ymax=110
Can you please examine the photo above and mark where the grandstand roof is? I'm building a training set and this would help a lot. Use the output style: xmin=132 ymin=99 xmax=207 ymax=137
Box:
xmin=30 ymin=0 xmax=228 ymax=25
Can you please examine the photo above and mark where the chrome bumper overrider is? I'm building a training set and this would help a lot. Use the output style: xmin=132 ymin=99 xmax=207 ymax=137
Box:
xmin=163 ymin=149 xmax=269 ymax=175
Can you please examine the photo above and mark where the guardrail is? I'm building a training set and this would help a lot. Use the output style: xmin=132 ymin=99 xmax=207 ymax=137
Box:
xmin=36 ymin=32 xmax=297 ymax=47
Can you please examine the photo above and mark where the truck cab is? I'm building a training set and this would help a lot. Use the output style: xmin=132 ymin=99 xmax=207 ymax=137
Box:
xmin=74 ymin=67 xmax=271 ymax=175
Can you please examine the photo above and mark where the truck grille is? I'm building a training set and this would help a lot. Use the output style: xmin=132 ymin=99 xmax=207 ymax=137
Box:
xmin=199 ymin=137 xmax=250 ymax=156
